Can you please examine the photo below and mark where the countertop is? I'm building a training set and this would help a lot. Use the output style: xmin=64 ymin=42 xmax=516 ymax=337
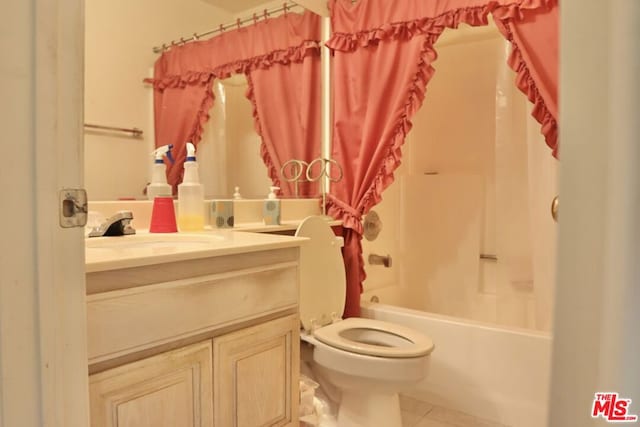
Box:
xmin=85 ymin=230 xmax=307 ymax=273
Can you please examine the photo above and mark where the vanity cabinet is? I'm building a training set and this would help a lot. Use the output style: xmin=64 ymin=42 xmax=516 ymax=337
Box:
xmin=86 ymin=242 xmax=302 ymax=427
xmin=89 ymin=341 xmax=214 ymax=427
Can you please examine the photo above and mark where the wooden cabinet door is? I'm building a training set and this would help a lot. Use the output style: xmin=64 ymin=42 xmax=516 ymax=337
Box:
xmin=89 ymin=341 xmax=213 ymax=427
xmin=214 ymin=315 xmax=299 ymax=427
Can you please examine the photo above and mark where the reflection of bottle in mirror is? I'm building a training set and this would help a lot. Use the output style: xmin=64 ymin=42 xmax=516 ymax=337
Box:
xmin=178 ymin=142 xmax=205 ymax=231
xmin=233 ymin=186 xmax=242 ymax=200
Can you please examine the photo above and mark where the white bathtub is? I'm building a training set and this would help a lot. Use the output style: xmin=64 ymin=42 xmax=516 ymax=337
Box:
xmin=361 ymin=302 xmax=552 ymax=427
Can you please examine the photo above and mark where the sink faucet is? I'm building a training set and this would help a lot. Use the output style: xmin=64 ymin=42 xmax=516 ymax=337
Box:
xmin=87 ymin=211 xmax=136 ymax=237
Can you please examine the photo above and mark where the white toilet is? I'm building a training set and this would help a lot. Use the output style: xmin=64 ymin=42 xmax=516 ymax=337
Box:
xmin=295 ymin=216 xmax=435 ymax=427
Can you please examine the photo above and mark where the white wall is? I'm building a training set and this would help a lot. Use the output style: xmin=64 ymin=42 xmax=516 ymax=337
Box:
xmin=362 ymin=24 xmax=558 ymax=332
xmin=84 ymin=0 xmax=233 ymax=200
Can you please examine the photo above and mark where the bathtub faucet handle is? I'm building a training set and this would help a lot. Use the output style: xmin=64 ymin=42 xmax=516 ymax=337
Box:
xmin=368 ymin=253 xmax=392 ymax=268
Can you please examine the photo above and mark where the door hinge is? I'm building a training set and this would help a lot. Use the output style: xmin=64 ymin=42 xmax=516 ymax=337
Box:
xmin=59 ymin=189 xmax=88 ymax=228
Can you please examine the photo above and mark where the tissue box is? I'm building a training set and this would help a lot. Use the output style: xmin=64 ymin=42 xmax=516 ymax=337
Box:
xmin=210 ymin=200 xmax=234 ymax=228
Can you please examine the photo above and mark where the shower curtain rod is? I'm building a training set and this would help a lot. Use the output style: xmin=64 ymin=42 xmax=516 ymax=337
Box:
xmin=153 ymin=1 xmax=302 ymax=54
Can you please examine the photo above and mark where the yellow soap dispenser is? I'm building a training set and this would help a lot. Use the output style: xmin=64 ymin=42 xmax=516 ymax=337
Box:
xmin=177 ymin=142 xmax=205 ymax=231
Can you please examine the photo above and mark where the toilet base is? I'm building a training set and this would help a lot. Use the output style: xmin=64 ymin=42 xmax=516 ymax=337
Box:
xmin=338 ymin=391 xmax=402 ymax=427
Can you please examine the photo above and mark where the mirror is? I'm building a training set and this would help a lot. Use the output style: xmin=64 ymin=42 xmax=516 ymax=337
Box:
xmin=84 ymin=0 xmax=300 ymax=201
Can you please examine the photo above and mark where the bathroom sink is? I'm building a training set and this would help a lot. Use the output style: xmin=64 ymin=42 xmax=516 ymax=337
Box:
xmin=86 ymin=233 xmax=225 ymax=251
xmin=85 ymin=232 xmax=232 ymax=271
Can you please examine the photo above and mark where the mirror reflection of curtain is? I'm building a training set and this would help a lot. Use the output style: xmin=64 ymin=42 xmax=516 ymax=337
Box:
xmin=198 ymin=81 xmax=228 ymax=197
xmin=198 ymin=78 xmax=273 ymax=198
xmin=148 ymin=11 xmax=321 ymax=196
xmin=326 ymin=0 xmax=558 ymax=317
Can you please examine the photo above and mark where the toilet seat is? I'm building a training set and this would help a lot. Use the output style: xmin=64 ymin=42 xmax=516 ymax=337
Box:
xmin=313 ymin=317 xmax=434 ymax=358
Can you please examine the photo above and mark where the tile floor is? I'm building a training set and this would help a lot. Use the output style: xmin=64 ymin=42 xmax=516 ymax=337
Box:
xmin=400 ymin=395 xmax=509 ymax=427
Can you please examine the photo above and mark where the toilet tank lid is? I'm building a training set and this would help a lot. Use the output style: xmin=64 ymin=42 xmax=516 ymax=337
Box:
xmin=295 ymin=216 xmax=346 ymax=331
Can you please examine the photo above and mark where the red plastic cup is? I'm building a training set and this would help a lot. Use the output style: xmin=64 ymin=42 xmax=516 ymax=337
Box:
xmin=149 ymin=196 xmax=177 ymax=233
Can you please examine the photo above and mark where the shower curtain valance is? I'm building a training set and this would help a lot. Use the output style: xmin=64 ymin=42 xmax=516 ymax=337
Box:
xmin=147 ymin=11 xmax=322 ymax=193
xmin=327 ymin=0 xmax=558 ymax=155
xmin=327 ymin=0 xmax=558 ymax=317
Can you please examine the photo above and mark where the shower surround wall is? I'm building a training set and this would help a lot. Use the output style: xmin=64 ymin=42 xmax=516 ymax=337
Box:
xmin=361 ymin=25 xmax=558 ymax=332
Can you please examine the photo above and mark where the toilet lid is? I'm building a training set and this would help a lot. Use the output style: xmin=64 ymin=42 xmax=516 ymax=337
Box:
xmin=314 ymin=317 xmax=435 ymax=358
xmin=295 ymin=216 xmax=346 ymax=332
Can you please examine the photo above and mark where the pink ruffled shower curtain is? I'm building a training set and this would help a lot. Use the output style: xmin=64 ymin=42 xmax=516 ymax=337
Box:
xmin=327 ymin=0 xmax=559 ymax=317
xmin=148 ymin=11 xmax=321 ymax=195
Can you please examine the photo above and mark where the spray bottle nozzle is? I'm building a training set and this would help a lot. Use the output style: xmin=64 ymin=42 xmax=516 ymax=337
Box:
xmin=152 ymin=144 xmax=175 ymax=164
xmin=185 ymin=142 xmax=196 ymax=162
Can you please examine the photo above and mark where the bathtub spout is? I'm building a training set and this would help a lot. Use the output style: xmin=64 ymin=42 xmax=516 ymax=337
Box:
xmin=368 ymin=253 xmax=392 ymax=268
